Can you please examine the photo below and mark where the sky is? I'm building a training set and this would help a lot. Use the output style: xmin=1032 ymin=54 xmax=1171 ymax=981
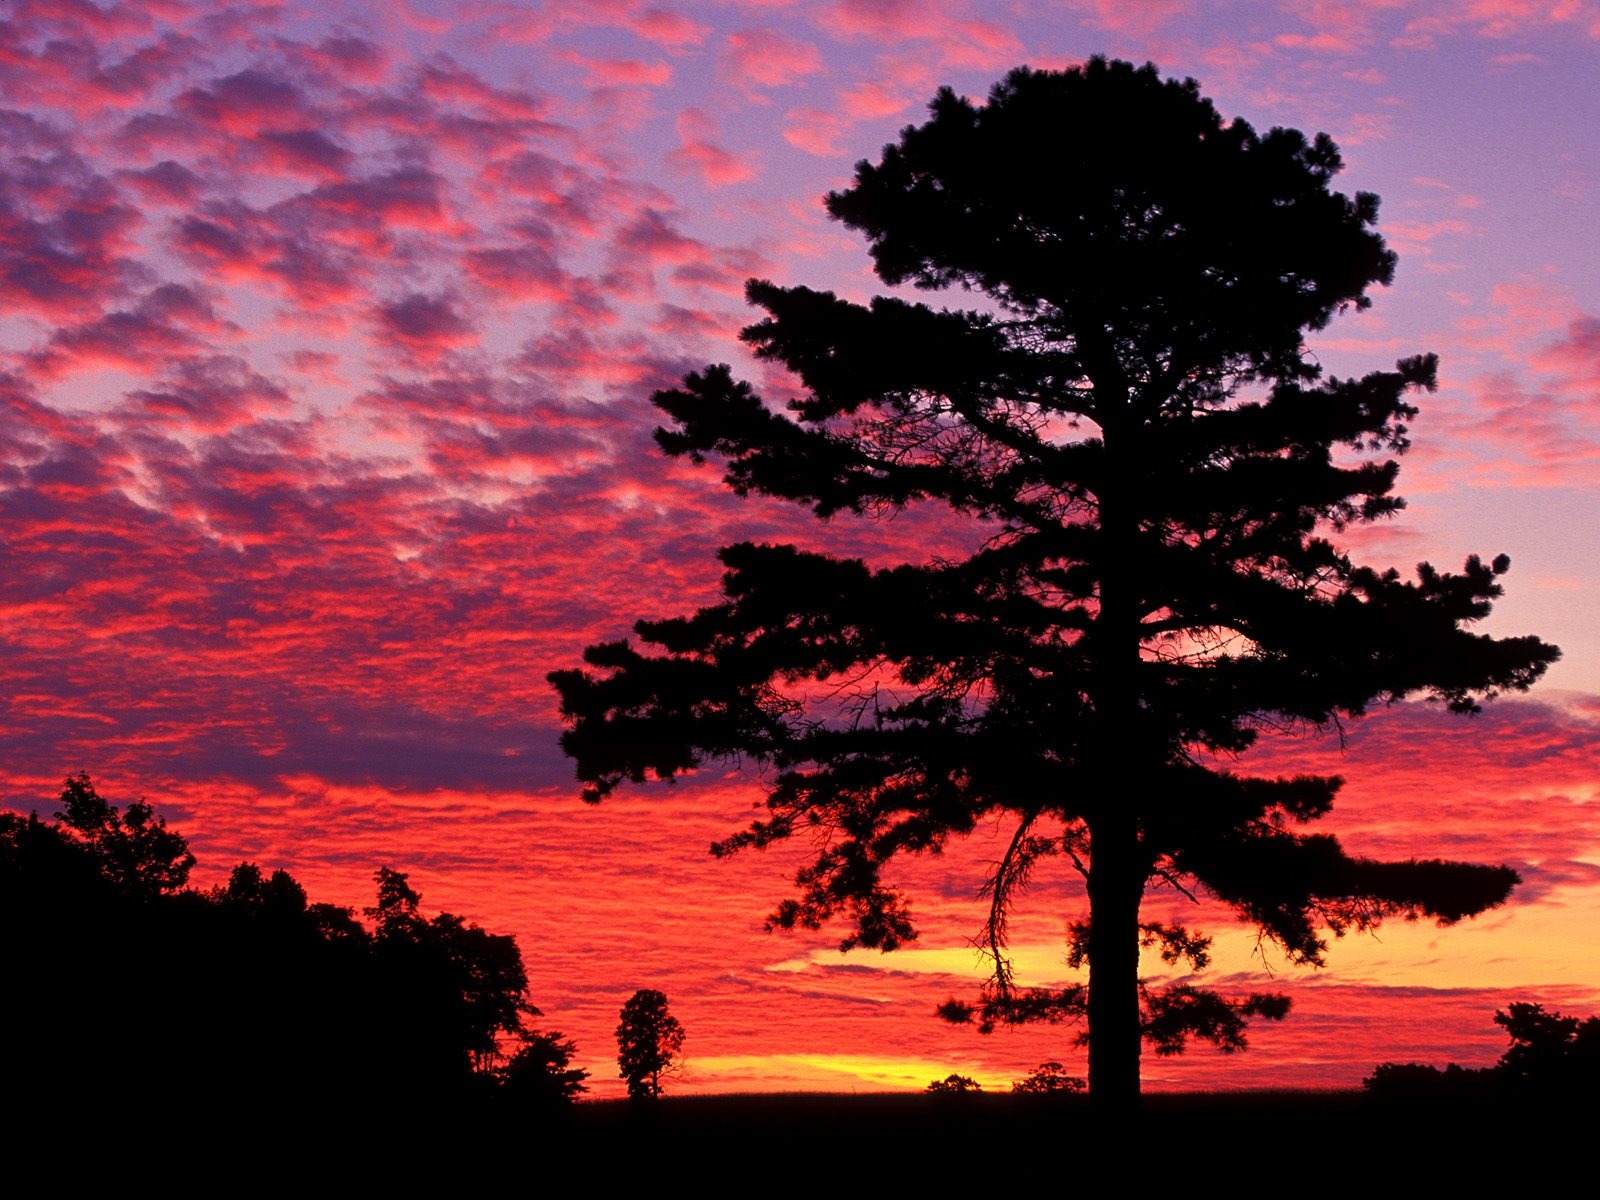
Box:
xmin=3 ymin=0 xmax=1598 ymax=1098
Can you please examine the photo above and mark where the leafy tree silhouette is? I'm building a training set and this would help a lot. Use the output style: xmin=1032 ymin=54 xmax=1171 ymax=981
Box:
xmin=55 ymin=771 xmax=194 ymax=898
xmin=550 ymin=58 xmax=1559 ymax=1104
xmin=1495 ymin=1002 xmax=1600 ymax=1089
xmin=616 ymin=988 xmax=685 ymax=1100
xmin=367 ymin=866 xmax=540 ymax=1080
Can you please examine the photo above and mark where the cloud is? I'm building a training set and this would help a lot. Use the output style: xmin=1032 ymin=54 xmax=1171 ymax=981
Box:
xmin=27 ymin=283 xmax=232 ymax=379
xmin=117 ymin=159 xmax=204 ymax=204
xmin=372 ymin=292 xmax=478 ymax=365
xmin=0 ymin=116 xmax=142 ymax=319
xmin=819 ymin=0 xmax=1021 ymax=68
xmin=667 ymin=109 xmax=756 ymax=187
xmin=251 ymin=129 xmax=354 ymax=181
xmin=175 ymin=68 xmax=317 ymax=137
xmin=563 ymin=53 xmax=673 ymax=89
xmin=724 ymin=28 xmax=825 ymax=92
xmin=123 ymin=355 xmax=293 ymax=434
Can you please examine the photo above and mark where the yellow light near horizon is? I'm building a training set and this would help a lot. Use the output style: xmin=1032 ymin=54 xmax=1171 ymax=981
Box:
xmin=764 ymin=888 xmax=1600 ymax=993
xmin=691 ymin=1053 xmax=1009 ymax=1093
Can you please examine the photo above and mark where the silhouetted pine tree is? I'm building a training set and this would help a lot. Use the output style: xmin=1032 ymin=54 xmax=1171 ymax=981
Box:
xmin=551 ymin=58 xmax=1559 ymax=1104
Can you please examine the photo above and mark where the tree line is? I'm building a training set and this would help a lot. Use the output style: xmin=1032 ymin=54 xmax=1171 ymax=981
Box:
xmin=1 ymin=773 xmax=589 ymax=1116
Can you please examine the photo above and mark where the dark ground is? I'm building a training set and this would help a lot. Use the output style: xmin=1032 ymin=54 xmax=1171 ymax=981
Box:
xmin=25 ymin=1088 xmax=1583 ymax=1186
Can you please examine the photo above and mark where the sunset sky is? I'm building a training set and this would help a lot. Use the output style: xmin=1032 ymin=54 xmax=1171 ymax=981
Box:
xmin=4 ymin=0 xmax=1599 ymax=1097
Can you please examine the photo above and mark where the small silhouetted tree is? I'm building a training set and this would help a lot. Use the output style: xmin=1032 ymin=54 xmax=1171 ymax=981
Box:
xmin=1012 ymin=1061 xmax=1086 ymax=1095
xmin=501 ymin=1028 xmax=589 ymax=1108
xmin=926 ymin=1073 xmax=983 ymax=1094
xmin=551 ymin=58 xmax=1559 ymax=1105
xmin=616 ymin=988 xmax=684 ymax=1100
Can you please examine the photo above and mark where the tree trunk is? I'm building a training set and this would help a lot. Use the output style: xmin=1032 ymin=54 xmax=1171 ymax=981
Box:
xmin=1086 ymin=811 xmax=1144 ymax=1107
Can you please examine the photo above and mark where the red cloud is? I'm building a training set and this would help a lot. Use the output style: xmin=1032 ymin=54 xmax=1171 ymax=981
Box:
xmin=0 ymin=121 xmax=141 ymax=318
xmin=27 ymin=283 xmax=232 ymax=380
xmin=123 ymin=355 xmax=292 ymax=434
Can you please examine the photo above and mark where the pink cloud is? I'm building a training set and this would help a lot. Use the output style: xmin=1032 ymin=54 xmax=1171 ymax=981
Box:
xmin=668 ymin=108 xmax=756 ymax=187
xmin=175 ymin=68 xmax=315 ymax=137
xmin=418 ymin=59 xmax=551 ymax=121
xmin=8 ymin=0 xmax=154 ymax=39
xmin=0 ymin=29 xmax=199 ymax=117
xmin=172 ymin=201 xmax=363 ymax=310
xmin=631 ymin=6 xmax=712 ymax=45
xmin=615 ymin=207 xmax=706 ymax=268
xmin=251 ymin=129 xmax=353 ymax=181
xmin=282 ymin=34 xmax=391 ymax=84
xmin=1381 ymin=217 xmax=1476 ymax=256
xmin=819 ymin=1 xmax=1021 ymax=67
xmin=724 ymin=28 xmax=825 ymax=90
xmin=1398 ymin=0 xmax=1600 ymax=46
xmin=500 ymin=0 xmax=709 ymax=47
xmin=564 ymin=53 xmax=673 ymax=89
xmin=838 ymin=79 xmax=911 ymax=120
xmin=783 ymin=106 xmax=848 ymax=157
xmin=0 ymin=119 xmax=141 ymax=318
xmin=117 ymin=159 xmax=203 ymax=205
xmin=1533 ymin=316 xmax=1600 ymax=390
xmin=1066 ymin=0 xmax=1192 ymax=36
xmin=279 ymin=167 xmax=456 ymax=244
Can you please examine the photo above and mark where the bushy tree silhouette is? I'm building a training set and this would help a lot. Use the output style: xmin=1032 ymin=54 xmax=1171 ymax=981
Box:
xmin=551 ymin=58 xmax=1559 ymax=1103
xmin=616 ymin=988 xmax=684 ymax=1100
xmin=1012 ymin=1061 xmax=1086 ymax=1095
xmin=926 ymin=1073 xmax=983 ymax=1094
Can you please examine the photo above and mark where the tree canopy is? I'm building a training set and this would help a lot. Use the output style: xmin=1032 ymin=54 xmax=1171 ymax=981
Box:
xmin=550 ymin=58 xmax=1559 ymax=1102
